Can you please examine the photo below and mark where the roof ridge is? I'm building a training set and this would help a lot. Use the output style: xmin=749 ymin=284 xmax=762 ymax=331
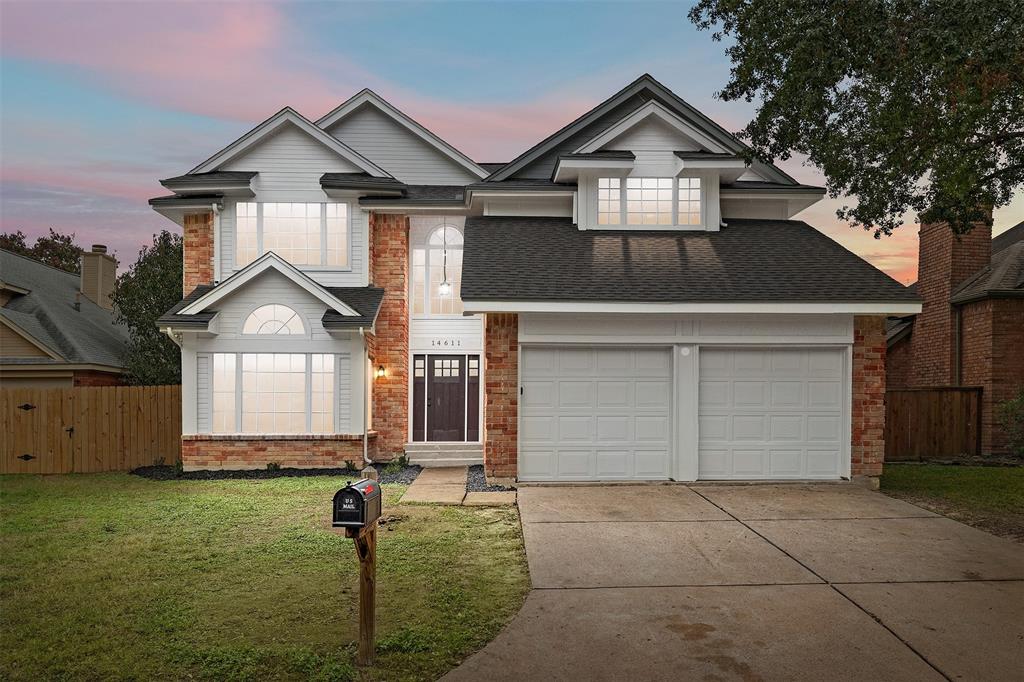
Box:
xmin=0 ymin=248 xmax=81 ymax=281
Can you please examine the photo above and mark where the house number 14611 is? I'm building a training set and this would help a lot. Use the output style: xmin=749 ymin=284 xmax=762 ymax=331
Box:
xmin=431 ymin=339 xmax=462 ymax=348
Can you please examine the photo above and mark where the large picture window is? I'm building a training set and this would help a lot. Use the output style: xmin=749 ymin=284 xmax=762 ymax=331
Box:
xmin=597 ymin=177 xmax=702 ymax=227
xmin=211 ymin=353 xmax=336 ymax=434
xmin=234 ymin=202 xmax=348 ymax=268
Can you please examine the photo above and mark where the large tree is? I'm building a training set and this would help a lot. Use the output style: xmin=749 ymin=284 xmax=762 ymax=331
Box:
xmin=689 ymin=0 xmax=1024 ymax=235
xmin=112 ymin=231 xmax=183 ymax=385
xmin=0 ymin=228 xmax=85 ymax=272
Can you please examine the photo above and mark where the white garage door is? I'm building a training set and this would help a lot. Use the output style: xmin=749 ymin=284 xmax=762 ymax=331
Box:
xmin=698 ymin=348 xmax=846 ymax=480
xmin=520 ymin=347 xmax=673 ymax=481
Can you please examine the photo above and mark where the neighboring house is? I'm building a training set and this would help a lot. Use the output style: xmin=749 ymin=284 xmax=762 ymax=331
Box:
xmin=887 ymin=219 xmax=1024 ymax=455
xmin=0 ymin=246 xmax=128 ymax=387
xmin=152 ymin=74 xmax=920 ymax=481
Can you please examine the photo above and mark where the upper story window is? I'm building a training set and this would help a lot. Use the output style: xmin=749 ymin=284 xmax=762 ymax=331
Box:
xmin=411 ymin=224 xmax=463 ymax=316
xmin=235 ymin=202 xmax=348 ymax=268
xmin=243 ymin=304 xmax=305 ymax=335
xmin=597 ymin=177 xmax=702 ymax=227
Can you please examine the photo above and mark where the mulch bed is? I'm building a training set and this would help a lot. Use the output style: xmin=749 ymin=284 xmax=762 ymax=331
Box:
xmin=131 ymin=463 xmax=422 ymax=484
xmin=467 ymin=465 xmax=513 ymax=492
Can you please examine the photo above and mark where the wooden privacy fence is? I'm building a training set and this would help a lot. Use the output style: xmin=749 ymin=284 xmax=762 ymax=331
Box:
xmin=1 ymin=385 xmax=181 ymax=474
xmin=885 ymin=387 xmax=982 ymax=461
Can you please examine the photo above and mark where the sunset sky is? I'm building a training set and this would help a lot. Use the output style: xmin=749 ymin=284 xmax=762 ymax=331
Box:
xmin=1 ymin=1 xmax=1020 ymax=283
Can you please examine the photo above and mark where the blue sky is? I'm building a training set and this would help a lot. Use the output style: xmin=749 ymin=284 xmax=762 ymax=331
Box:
xmin=1 ymin=0 xmax=1019 ymax=282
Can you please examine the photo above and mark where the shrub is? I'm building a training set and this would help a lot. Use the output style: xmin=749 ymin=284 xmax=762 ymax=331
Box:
xmin=996 ymin=388 xmax=1024 ymax=457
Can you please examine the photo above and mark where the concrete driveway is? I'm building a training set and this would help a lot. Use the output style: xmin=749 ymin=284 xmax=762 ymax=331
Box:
xmin=445 ymin=484 xmax=1024 ymax=681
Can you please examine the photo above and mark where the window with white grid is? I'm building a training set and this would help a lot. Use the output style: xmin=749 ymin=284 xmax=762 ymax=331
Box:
xmin=597 ymin=177 xmax=621 ymax=225
xmin=241 ymin=353 xmax=306 ymax=433
xmin=242 ymin=304 xmax=305 ymax=335
xmin=310 ymin=354 xmax=334 ymax=433
xmin=212 ymin=354 xmax=235 ymax=434
xmin=678 ymin=177 xmax=702 ymax=225
xmin=325 ymin=204 xmax=348 ymax=267
xmin=263 ymin=203 xmax=320 ymax=265
xmin=626 ymin=177 xmax=673 ymax=225
xmin=236 ymin=202 xmax=259 ymax=266
xmin=233 ymin=202 xmax=348 ymax=267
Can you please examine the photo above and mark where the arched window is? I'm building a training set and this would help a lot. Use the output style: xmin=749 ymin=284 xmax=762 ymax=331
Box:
xmin=242 ymin=304 xmax=305 ymax=335
xmin=412 ymin=224 xmax=464 ymax=316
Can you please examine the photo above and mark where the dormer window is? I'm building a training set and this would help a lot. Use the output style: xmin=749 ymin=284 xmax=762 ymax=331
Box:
xmin=596 ymin=177 xmax=702 ymax=228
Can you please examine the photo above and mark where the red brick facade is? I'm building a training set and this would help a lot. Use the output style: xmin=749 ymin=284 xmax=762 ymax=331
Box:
xmin=910 ymin=219 xmax=991 ymax=385
xmin=183 ymin=212 xmax=215 ymax=295
xmin=181 ymin=433 xmax=376 ymax=471
xmin=483 ymin=313 xmax=518 ymax=479
xmin=885 ymin=333 xmax=914 ymax=389
xmin=852 ymin=315 xmax=887 ymax=477
xmin=368 ymin=212 xmax=410 ymax=459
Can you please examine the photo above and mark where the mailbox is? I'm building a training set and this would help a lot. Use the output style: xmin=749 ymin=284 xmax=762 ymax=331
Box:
xmin=333 ymin=479 xmax=382 ymax=528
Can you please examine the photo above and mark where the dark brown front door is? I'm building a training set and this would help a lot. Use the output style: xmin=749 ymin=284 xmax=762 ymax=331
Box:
xmin=427 ymin=355 xmax=465 ymax=441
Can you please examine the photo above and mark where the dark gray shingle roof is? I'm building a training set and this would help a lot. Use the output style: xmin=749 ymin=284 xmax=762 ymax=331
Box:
xmin=160 ymin=171 xmax=256 ymax=188
xmin=461 ymin=217 xmax=920 ymax=303
xmin=0 ymin=250 xmax=128 ymax=367
xmin=950 ymin=241 xmax=1024 ymax=304
xmin=360 ymin=185 xmax=465 ymax=205
xmin=320 ymin=173 xmax=405 ymax=192
xmin=992 ymin=220 xmax=1024 ymax=255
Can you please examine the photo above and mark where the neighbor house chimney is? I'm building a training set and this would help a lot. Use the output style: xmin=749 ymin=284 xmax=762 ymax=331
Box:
xmin=80 ymin=244 xmax=117 ymax=310
xmin=910 ymin=215 xmax=992 ymax=385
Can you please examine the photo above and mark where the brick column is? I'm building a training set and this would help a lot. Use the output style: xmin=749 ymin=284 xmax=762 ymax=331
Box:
xmin=369 ymin=212 xmax=409 ymax=459
xmin=484 ymin=313 xmax=518 ymax=479
xmin=852 ymin=315 xmax=887 ymax=478
xmin=183 ymin=212 xmax=214 ymax=295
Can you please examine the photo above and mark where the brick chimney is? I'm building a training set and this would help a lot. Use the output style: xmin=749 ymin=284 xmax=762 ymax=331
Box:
xmin=910 ymin=216 xmax=991 ymax=385
xmin=80 ymin=244 xmax=117 ymax=310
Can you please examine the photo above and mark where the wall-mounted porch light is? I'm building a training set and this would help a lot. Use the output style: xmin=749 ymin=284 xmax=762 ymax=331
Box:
xmin=375 ymin=365 xmax=386 ymax=379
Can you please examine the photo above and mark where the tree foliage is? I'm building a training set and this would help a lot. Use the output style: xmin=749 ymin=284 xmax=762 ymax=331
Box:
xmin=0 ymin=228 xmax=85 ymax=272
xmin=112 ymin=231 xmax=183 ymax=385
xmin=689 ymin=0 xmax=1024 ymax=235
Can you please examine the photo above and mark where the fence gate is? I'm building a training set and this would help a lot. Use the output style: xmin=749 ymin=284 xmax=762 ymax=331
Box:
xmin=1 ymin=385 xmax=181 ymax=474
xmin=885 ymin=387 xmax=982 ymax=461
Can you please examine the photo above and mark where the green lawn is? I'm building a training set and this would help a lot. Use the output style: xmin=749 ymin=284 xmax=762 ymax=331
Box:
xmin=881 ymin=464 xmax=1024 ymax=541
xmin=0 ymin=474 xmax=529 ymax=681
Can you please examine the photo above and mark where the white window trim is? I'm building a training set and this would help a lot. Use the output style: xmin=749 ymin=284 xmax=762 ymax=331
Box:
xmin=239 ymin=303 xmax=311 ymax=339
xmin=594 ymin=176 xmax=706 ymax=230
xmin=233 ymin=200 xmax=353 ymax=272
xmin=410 ymin=224 xmax=465 ymax=319
xmin=213 ymin=352 xmax=340 ymax=435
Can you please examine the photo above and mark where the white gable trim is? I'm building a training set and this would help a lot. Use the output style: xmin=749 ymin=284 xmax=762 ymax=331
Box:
xmin=180 ymin=252 xmax=359 ymax=317
xmin=317 ymin=89 xmax=488 ymax=179
xmin=576 ymin=101 xmax=730 ymax=155
xmin=190 ymin=108 xmax=390 ymax=177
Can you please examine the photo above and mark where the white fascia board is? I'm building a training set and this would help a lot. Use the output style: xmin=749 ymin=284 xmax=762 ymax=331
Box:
xmin=316 ymin=89 xmax=488 ymax=179
xmin=0 ymin=315 xmax=63 ymax=360
xmin=552 ymin=158 xmax=634 ymax=183
xmin=678 ymin=158 xmax=747 ymax=170
xmin=179 ymin=252 xmax=359 ymax=317
xmin=189 ymin=107 xmax=390 ymax=177
xmin=575 ymin=101 xmax=731 ymax=155
xmin=463 ymin=300 xmax=923 ymax=315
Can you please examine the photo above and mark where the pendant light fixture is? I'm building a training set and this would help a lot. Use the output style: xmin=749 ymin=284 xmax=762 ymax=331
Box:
xmin=437 ymin=223 xmax=451 ymax=297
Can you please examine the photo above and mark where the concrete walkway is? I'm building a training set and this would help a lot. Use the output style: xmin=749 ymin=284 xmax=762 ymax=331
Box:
xmin=445 ymin=484 xmax=1024 ymax=681
xmin=400 ymin=466 xmax=516 ymax=506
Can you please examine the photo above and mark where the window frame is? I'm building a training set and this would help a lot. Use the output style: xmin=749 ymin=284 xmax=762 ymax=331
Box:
xmin=240 ymin=303 xmax=310 ymax=337
xmin=233 ymin=200 xmax=352 ymax=271
xmin=593 ymin=175 xmax=705 ymax=229
xmin=211 ymin=352 xmax=339 ymax=434
xmin=410 ymin=224 xmax=465 ymax=319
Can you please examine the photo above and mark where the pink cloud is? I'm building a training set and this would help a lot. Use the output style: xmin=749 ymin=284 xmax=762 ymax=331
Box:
xmin=0 ymin=164 xmax=157 ymax=203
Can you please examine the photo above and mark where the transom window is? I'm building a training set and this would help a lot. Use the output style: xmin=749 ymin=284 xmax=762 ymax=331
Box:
xmin=412 ymin=224 xmax=464 ymax=316
xmin=597 ymin=177 xmax=702 ymax=227
xmin=211 ymin=353 xmax=336 ymax=434
xmin=242 ymin=304 xmax=305 ymax=335
xmin=235 ymin=202 xmax=348 ymax=268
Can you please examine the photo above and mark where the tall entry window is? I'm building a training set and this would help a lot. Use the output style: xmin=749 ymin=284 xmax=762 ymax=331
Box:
xmin=411 ymin=224 xmax=463 ymax=316
xmin=235 ymin=202 xmax=349 ymax=268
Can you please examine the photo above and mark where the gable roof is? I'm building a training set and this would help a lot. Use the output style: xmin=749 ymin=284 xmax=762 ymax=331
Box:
xmin=189 ymin=107 xmax=389 ymax=176
xmin=951 ymin=240 xmax=1024 ymax=304
xmin=179 ymin=251 xmax=359 ymax=317
xmin=485 ymin=73 xmax=795 ymax=185
xmin=316 ymin=89 xmax=488 ymax=179
xmin=461 ymin=217 xmax=920 ymax=306
xmin=0 ymin=250 xmax=128 ymax=368
xmin=993 ymin=220 xmax=1024 ymax=255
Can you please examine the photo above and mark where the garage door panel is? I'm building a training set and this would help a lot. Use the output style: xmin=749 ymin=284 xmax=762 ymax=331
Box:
xmin=699 ymin=348 xmax=846 ymax=480
xmin=520 ymin=347 xmax=672 ymax=481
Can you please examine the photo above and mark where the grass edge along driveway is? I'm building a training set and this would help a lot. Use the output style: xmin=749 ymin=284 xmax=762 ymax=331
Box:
xmin=0 ymin=473 xmax=529 ymax=681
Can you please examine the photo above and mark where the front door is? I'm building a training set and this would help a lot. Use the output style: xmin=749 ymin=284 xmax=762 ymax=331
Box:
xmin=412 ymin=354 xmax=480 ymax=442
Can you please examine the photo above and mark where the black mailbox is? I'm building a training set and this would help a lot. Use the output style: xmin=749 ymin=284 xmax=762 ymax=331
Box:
xmin=333 ymin=479 xmax=382 ymax=528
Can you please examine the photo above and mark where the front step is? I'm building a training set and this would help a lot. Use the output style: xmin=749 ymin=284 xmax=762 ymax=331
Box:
xmin=405 ymin=442 xmax=483 ymax=468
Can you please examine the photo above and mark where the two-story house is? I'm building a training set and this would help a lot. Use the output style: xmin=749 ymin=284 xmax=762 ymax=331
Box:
xmin=153 ymin=75 xmax=920 ymax=483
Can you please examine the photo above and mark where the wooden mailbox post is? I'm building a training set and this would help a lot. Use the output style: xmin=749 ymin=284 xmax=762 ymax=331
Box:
xmin=332 ymin=471 xmax=382 ymax=666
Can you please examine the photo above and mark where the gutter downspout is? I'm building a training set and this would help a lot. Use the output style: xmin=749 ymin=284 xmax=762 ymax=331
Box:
xmin=358 ymin=326 xmax=374 ymax=464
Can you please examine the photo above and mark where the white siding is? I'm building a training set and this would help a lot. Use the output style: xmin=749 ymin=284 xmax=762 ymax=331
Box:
xmin=196 ymin=353 xmax=211 ymax=433
xmin=206 ymin=269 xmax=333 ymax=340
xmin=336 ymin=352 xmax=351 ymax=433
xmin=721 ymin=199 xmax=791 ymax=220
xmin=326 ymin=104 xmax=479 ymax=185
xmin=605 ymin=116 xmax=700 ymax=152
